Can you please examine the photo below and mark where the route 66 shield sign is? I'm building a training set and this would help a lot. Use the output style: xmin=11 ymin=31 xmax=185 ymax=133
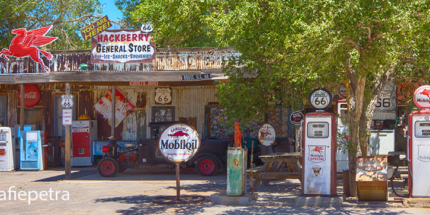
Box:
xmin=155 ymin=88 xmax=172 ymax=104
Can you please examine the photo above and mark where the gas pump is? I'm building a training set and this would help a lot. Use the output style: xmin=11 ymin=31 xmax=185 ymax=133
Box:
xmin=0 ymin=127 xmax=14 ymax=171
xmin=302 ymin=88 xmax=337 ymax=196
xmin=408 ymin=86 xmax=430 ymax=197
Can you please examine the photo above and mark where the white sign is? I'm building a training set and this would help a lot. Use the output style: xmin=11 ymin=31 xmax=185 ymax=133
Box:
xmin=339 ymin=85 xmax=347 ymax=98
xmin=309 ymin=88 xmax=332 ymax=110
xmin=181 ymin=73 xmax=212 ymax=81
xmin=414 ymin=86 xmax=430 ymax=109
xmin=141 ymin=22 xmax=153 ymax=33
xmin=308 ymin=145 xmax=326 ymax=162
xmin=158 ymin=123 xmax=200 ymax=163
xmin=258 ymin=124 xmax=276 ymax=146
xmin=62 ymin=109 xmax=72 ymax=125
xmin=155 ymin=88 xmax=172 ymax=104
xmin=374 ymin=83 xmax=396 ymax=120
xmin=61 ymin=94 xmax=74 ymax=108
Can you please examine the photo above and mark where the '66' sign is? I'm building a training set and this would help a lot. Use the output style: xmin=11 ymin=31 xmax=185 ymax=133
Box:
xmin=158 ymin=123 xmax=201 ymax=163
xmin=155 ymin=87 xmax=172 ymax=104
xmin=309 ymin=88 xmax=332 ymax=110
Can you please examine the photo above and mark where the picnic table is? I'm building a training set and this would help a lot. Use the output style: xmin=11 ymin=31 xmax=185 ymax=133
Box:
xmin=247 ymin=152 xmax=302 ymax=189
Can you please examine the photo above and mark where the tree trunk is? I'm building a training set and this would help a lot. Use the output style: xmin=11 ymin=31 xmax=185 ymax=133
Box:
xmin=347 ymin=76 xmax=366 ymax=198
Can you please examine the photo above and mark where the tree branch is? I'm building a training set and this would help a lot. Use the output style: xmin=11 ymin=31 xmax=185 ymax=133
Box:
xmin=347 ymin=39 xmax=362 ymax=56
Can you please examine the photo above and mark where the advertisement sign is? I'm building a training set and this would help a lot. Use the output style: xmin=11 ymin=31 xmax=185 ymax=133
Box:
xmin=356 ymin=156 xmax=388 ymax=181
xmin=290 ymin=111 xmax=304 ymax=125
xmin=91 ymin=29 xmax=156 ymax=63
xmin=62 ymin=109 xmax=72 ymax=125
xmin=0 ymin=26 xmax=57 ymax=72
xmin=158 ymin=123 xmax=200 ymax=163
xmin=308 ymin=88 xmax=332 ymax=110
xmin=308 ymin=145 xmax=326 ymax=162
xmin=374 ymin=83 xmax=397 ymax=120
xmin=129 ymin=81 xmax=158 ymax=86
xmin=338 ymin=85 xmax=347 ymax=98
xmin=181 ymin=73 xmax=212 ymax=81
xmin=18 ymin=84 xmax=41 ymax=107
xmin=258 ymin=124 xmax=276 ymax=146
xmin=80 ymin=15 xmax=112 ymax=41
xmin=414 ymin=85 xmax=430 ymax=109
xmin=155 ymin=88 xmax=172 ymax=104
xmin=94 ymin=88 xmax=135 ymax=127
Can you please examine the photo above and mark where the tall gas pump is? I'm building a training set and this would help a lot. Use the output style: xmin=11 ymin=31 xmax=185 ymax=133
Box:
xmin=408 ymin=86 xmax=430 ymax=197
xmin=302 ymin=88 xmax=337 ymax=196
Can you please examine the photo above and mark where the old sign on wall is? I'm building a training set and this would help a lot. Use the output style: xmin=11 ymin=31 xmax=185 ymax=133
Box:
xmin=91 ymin=29 xmax=156 ymax=63
xmin=94 ymin=88 xmax=135 ymax=127
xmin=155 ymin=88 xmax=172 ymax=105
xmin=158 ymin=123 xmax=200 ymax=163
xmin=258 ymin=124 xmax=276 ymax=146
xmin=373 ymin=83 xmax=397 ymax=120
xmin=80 ymin=15 xmax=112 ymax=41
xmin=18 ymin=84 xmax=41 ymax=108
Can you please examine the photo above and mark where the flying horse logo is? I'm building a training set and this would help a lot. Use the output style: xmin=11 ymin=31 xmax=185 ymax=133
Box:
xmin=0 ymin=25 xmax=57 ymax=72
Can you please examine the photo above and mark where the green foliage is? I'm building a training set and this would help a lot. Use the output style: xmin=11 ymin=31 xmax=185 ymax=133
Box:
xmin=0 ymin=0 xmax=104 ymax=50
xmin=115 ymin=0 xmax=141 ymax=29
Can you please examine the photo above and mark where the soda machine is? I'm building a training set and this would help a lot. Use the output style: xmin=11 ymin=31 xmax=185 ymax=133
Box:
xmin=0 ymin=127 xmax=14 ymax=171
xmin=71 ymin=120 xmax=97 ymax=166
xmin=20 ymin=130 xmax=43 ymax=170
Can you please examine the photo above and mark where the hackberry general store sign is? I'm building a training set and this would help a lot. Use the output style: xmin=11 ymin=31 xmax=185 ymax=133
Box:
xmin=158 ymin=123 xmax=201 ymax=163
xmin=91 ymin=29 xmax=156 ymax=63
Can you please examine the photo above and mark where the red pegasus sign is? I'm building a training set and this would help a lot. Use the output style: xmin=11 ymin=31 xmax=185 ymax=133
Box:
xmin=168 ymin=131 xmax=189 ymax=138
xmin=0 ymin=26 xmax=57 ymax=72
xmin=421 ymin=89 xmax=430 ymax=99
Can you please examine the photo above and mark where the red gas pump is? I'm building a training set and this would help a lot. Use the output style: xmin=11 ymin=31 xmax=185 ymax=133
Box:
xmin=302 ymin=88 xmax=337 ymax=196
xmin=408 ymin=86 xmax=430 ymax=197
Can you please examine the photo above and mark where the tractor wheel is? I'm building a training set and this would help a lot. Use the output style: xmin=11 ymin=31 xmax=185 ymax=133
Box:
xmin=97 ymin=158 xmax=119 ymax=177
xmin=196 ymin=156 xmax=218 ymax=176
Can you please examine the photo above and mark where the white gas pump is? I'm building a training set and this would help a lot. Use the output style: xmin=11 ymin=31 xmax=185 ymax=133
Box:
xmin=408 ymin=86 xmax=430 ymax=197
xmin=0 ymin=127 xmax=14 ymax=171
xmin=302 ymin=88 xmax=337 ymax=196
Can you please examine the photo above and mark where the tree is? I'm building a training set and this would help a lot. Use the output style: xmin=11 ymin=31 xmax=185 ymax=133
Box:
xmin=0 ymin=0 xmax=106 ymax=50
xmin=132 ymin=0 xmax=430 ymax=197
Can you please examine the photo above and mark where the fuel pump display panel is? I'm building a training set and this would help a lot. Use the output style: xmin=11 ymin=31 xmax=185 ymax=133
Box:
xmin=415 ymin=121 xmax=430 ymax=137
xmin=307 ymin=122 xmax=329 ymax=138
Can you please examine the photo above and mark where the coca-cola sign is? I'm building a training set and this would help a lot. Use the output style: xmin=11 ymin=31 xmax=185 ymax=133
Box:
xmin=158 ymin=123 xmax=200 ymax=163
xmin=18 ymin=84 xmax=41 ymax=107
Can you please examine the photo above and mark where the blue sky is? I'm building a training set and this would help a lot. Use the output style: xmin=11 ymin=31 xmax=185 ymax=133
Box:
xmin=100 ymin=0 xmax=123 ymax=28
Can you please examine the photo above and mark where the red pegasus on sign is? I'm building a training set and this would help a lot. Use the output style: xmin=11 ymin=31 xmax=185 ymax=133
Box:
xmin=168 ymin=131 xmax=189 ymax=138
xmin=421 ymin=89 xmax=430 ymax=99
xmin=312 ymin=146 xmax=324 ymax=154
xmin=0 ymin=26 xmax=57 ymax=72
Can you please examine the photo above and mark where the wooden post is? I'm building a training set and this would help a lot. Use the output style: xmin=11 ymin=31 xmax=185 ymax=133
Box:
xmin=20 ymin=84 xmax=24 ymax=131
xmin=65 ymin=83 xmax=71 ymax=180
xmin=111 ymin=86 xmax=115 ymax=138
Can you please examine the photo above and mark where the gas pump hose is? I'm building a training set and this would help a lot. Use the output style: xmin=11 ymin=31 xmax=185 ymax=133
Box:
xmin=390 ymin=157 xmax=412 ymax=197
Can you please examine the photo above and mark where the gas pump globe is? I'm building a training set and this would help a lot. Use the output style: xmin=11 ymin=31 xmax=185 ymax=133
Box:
xmin=408 ymin=86 xmax=430 ymax=197
xmin=302 ymin=88 xmax=337 ymax=196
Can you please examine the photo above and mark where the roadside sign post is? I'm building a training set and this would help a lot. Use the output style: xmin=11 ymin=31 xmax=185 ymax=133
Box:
xmin=290 ymin=111 xmax=304 ymax=152
xmin=153 ymin=123 xmax=205 ymax=204
xmin=62 ymin=83 xmax=73 ymax=180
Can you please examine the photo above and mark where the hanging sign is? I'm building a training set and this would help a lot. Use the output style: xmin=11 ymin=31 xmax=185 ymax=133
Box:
xmin=94 ymin=88 xmax=135 ymax=127
xmin=181 ymin=73 xmax=212 ymax=81
xmin=309 ymin=88 xmax=332 ymax=110
xmin=338 ymin=85 xmax=347 ymax=98
xmin=374 ymin=83 xmax=397 ymax=120
xmin=158 ymin=123 xmax=200 ymax=163
xmin=0 ymin=26 xmax=57 ymax=72
xmin=290 ymin=111 xmax=304 ymax=125
xmin=80 ymin=15 xmax=112 ymax=41
xmin=155 ymin=88 xmax=172 ymax=104
xmin=414 ymin=85 xmax=430 ymax=109
xmin=18 ymin=84 xmax=41 ymax=108
xmin=62 ymin=109 xmax=72 ymax=125
xmin=91 ymin=29 xmax=156 ymax=63
xmin=258 ymin=124 xmax=276 ymax=146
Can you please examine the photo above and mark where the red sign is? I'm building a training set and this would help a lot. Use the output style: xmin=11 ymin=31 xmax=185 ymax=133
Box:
xmin=0 ymin=26 xmax=57 ymax=72
xmin=129 ymin=81 xmax=158 ymax=86
xmin=18 ymin=84 xmax=41 ymax=107
xmin=414 ymin=86 xmax=430 ymax=109
xmin=94 ymin=88 xmax=135 ymax=127
xmin=339 ymin=85 xmax=347 ymax=98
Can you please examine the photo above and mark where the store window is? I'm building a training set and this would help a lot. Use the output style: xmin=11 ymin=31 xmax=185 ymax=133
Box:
xmin=0 ymin=96 xmax=7 ymax=126
xmin=151 ymin=106 xmax=175 ymax=122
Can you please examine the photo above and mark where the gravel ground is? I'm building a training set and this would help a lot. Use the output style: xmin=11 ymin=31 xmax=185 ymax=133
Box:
xmin=0 ymin=167 xmax=429 ymax=215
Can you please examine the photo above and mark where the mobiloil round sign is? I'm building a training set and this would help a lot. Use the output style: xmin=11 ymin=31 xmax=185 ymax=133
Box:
xmin=158 ymin=123 xmax=200 ymax=163
xmin=413 ymin=85 xmax=430 ymax=109
xmin=258 ymin=124 xmax=276 ymax=146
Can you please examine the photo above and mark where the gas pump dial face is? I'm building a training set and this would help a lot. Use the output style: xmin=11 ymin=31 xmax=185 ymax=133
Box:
xmin=415 ymin=121 xmax=430 ymax=137
xmin=309 ymin=88 xmax=332 ymax=110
